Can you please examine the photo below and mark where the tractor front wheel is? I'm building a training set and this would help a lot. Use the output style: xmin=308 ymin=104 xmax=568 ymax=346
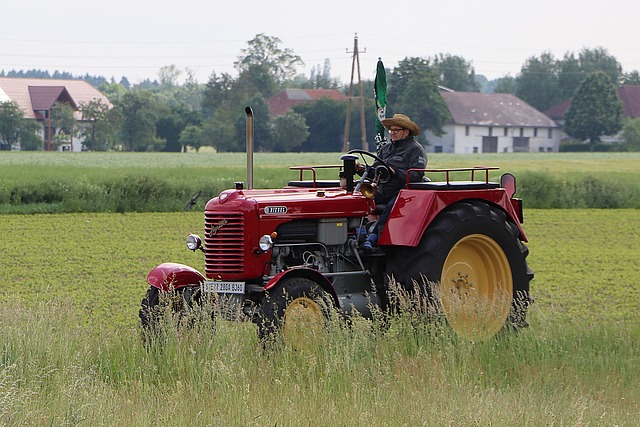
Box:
xmin=257 ymin=277 xmax=331 ymax=349
xmin=139 ymin=286 xmax=214 ymax=338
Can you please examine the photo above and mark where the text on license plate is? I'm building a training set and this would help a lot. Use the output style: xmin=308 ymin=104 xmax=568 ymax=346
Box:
xmin=202 ymin=281 xmax=245 ymax=294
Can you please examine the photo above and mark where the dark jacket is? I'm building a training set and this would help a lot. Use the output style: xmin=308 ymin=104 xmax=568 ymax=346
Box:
xmin=375 ymin=136 xmax=427 ymax=199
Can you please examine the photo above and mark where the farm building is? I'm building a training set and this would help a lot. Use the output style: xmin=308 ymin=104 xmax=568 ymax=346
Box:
xmin=544 ymin=85 xmax=640 ymax=144
xmin=424 ymin=91 xmax=561 ymax=153
xmin=0 ymin=77 xmax=111 ymax=152
xmin=267 ymin=88 xmax=346 ymax=116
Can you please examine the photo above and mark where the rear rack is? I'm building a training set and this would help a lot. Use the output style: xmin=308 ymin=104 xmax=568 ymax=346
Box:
xmin=407 ymin=166 xmax=501 ymax=190
xmin=288 ymin=165 xmax=342 ymax=188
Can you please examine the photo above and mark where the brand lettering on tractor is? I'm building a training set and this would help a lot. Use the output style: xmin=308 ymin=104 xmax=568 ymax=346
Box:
xmin=207 ymin=219 xmax=228 ymax=237
xmin=264 ymin=206 xmax=288 ymax=214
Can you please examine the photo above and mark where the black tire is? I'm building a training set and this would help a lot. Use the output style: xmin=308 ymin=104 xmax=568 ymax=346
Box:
xmin=139 ymin=286 xmax=214 ymax=336
xmin=257 ymin=277 xmax=331 ymax=348
xmin=389 ymin=201 xmax=533 ymax=340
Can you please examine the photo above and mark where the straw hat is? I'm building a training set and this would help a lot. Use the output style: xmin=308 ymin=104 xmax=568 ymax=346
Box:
xmin=381 ymin=114 xmax=420 ymax=136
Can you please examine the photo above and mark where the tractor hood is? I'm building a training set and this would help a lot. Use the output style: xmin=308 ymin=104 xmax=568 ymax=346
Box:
xmin=205 ymin=187 xmax=373 ymax=219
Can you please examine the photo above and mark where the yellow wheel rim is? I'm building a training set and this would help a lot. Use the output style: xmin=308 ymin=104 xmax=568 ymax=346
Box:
xmin=283 ymin=296 xmax=326 ymax=350
xmin=440 ymin=234 xmax=513 ymax=341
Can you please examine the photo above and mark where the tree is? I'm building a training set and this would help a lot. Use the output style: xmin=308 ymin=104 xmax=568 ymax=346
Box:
xmin=558 ymin=48 xmax=622 ymax=99
xmin=433 ymin=53 xmax=480 ymax=92
xmin=50 ymin=102 xmax=77 ymax=150
xmin=179 ymin=124 xmax=206 ymax=152
xmin=115 ymin=90 xmax=167 ymax=151
xmin=231 ymin=94 xmax=272 ymax=152
xmin=19 ymin=120 xmax=43 ymax=150
xmin=156 ymin=103 xmax=201 ymax=152
xmin=564 ymin=71 xmax=623 ymax=146
xmin=271 ymin=110 xmax=309 ymax=152
xmin=293 ymin=98 xmax=347 ymax=152
xmin=386 ymin=57 xmax=451 ymax=139
xmin=234 ymin=63 xmax=279 ymax=99
xmin=515 ymin=52 xmax=560 ymax=111
xmin=494 ymin=75 xmax=517 ymax=94
xmin=79 ymin=99 xmax=117 ymax=151
xmin=0 ymin=101 xmax=24 ymax=150
xmin=306 ymin=59 xmax=340 ymax=89
xmin=235 ymin=34 xmax=303 ymax=85
xmin=201 ymin=72 xmax=234 ymax=119
xmin=621 ymin=118 xmax=640 ymax=151
xmin=396 ymin=68 xmax=450 ymax=138
xmin=158 ymin=65 xmax=181 ymax=87
xmin=557 ymin=52 xmax=583 ymax=99
xmin=578 ymin=47 xmax=621 ymax=85
xmin=622 ymin=71 xmax=640 ymax=85
xmin=97 ymin=81 xmax=127 ymax=103
xmin=387 ymin=57 xmax=431 ymax=107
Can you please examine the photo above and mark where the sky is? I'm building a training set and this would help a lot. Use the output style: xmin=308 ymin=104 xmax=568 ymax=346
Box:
xmin=2 ymin=0 xmax=639 ymax=86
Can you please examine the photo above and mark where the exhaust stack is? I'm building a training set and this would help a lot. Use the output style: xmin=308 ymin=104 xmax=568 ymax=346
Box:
xmin=245 ymin=106 xmax=254 ymax=190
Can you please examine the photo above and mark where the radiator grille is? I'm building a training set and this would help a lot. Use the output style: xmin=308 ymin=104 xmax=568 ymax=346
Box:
xmin=204 ymin=212 xmax=245 ymax=276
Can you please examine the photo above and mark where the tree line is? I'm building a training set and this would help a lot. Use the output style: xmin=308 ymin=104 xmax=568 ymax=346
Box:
xmin=2 ymin=34 xmax=640 ymax=152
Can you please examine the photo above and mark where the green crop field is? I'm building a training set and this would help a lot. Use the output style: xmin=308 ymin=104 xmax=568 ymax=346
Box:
xmin=2 ymin=151 xmax=640 ymax=212
xmin=1 ymin=209 xmax=638 ymax=425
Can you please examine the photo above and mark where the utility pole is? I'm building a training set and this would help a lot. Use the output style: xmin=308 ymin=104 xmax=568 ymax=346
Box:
xmin=342 ymin=34 xmax=367 ymax=152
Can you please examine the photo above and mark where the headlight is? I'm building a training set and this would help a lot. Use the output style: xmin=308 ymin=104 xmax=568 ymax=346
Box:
xmin=186 ymin=234 xmax=202 ymax=251
xmin=258 ymin=234 xmax=274 ymax=251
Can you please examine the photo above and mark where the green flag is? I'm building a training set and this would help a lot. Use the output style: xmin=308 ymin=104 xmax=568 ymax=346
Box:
xmin=374 ymin=58 xmax=388 ymax=152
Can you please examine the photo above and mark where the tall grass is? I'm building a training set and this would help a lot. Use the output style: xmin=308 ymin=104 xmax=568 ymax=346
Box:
xmin=1 ymin=297 xmax=637 ymax=426
xmin=1 ymin=152 xmax=640 ymax=213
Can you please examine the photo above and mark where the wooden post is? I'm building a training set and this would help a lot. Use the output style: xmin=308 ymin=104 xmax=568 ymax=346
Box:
xmin=342 ymin=34 xmax=367 ymax=152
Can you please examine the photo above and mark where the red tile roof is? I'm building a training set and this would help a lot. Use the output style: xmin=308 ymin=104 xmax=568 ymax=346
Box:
xmin=0 ymin=77 xmax=111 ymax=119
xmin=267 ymin=88 xmax=347 ymax=116
xmin=28 ymin=86 xmax=76 ymax=111
xmin=544 ymin=85 xmax=640 ymax=120
xmin=617 ymin=85 xmax=640 ymax=118
xmin=442 ymin=91 xmax=558 ymax=128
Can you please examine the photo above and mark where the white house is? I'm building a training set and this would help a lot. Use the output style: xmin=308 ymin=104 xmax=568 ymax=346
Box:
xmin=424 ymin=91 xmax=561 ymax=153
xmin=0 ymin=77 xmax=111 ymax=152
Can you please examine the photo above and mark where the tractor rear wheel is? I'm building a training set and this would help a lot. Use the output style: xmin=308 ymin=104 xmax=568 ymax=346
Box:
xmin=257 ymin=277 xmax=330 ymax=349
xmin=395 ymin=201 xmax=533 ymax=341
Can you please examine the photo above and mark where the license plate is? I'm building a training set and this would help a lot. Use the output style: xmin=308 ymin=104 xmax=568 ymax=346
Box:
xmin=202 ymin=280 xmax=245 ymax=294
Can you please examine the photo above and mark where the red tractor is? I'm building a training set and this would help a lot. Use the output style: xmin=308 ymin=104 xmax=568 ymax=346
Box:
xmin=140 ymin=110 xmax=533 ymax=342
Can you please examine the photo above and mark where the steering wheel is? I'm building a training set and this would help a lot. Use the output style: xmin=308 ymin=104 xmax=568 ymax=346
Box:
xmin=348 ymin=149 xmax=394 ymax=185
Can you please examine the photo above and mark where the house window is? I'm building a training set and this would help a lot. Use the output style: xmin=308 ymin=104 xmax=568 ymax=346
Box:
xmin=548 ymin=128 xmax=553 ymax=139
xmin=504 ymin=127 xmax=508 ymax=136
xmin=534 ymin=128 xmax=538 ymax=137
xmin=465 ymin=126 xmax=470 ymax=136
xmin=434 ymin=145 xmax=443 ymax=153
xmin=473 ymin=147 xmax=478 ymax=153
xmin=519 ymin=128 xmax=524 ymax=137
xmin=539 ymin=147 xmax=544 ymax=152
xmin=488 ymin=127 xmax=493 ymax=137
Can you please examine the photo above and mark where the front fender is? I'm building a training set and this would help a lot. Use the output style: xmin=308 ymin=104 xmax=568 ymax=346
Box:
xmin=147 ymin=262 xmax=205 ymax=292
xmin=265 ymin=267 xmax=340 ymax=308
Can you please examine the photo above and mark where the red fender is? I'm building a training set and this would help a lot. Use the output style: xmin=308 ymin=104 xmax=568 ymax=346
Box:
xmin=147 ymin=262 xmax=205 ymax=292
xmin=264 ymin=267 xmax=340 ymax=308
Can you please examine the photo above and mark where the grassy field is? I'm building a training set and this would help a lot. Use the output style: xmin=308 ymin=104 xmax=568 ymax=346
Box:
xmin=1 ymin=209 xmax=639 ymax=425
xmin=2 ymin=151 xmax=640 ymax=212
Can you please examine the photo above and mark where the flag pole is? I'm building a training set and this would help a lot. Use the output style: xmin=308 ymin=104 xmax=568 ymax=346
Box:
xmin=374 ymin=57 xmax=388 ymax=153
